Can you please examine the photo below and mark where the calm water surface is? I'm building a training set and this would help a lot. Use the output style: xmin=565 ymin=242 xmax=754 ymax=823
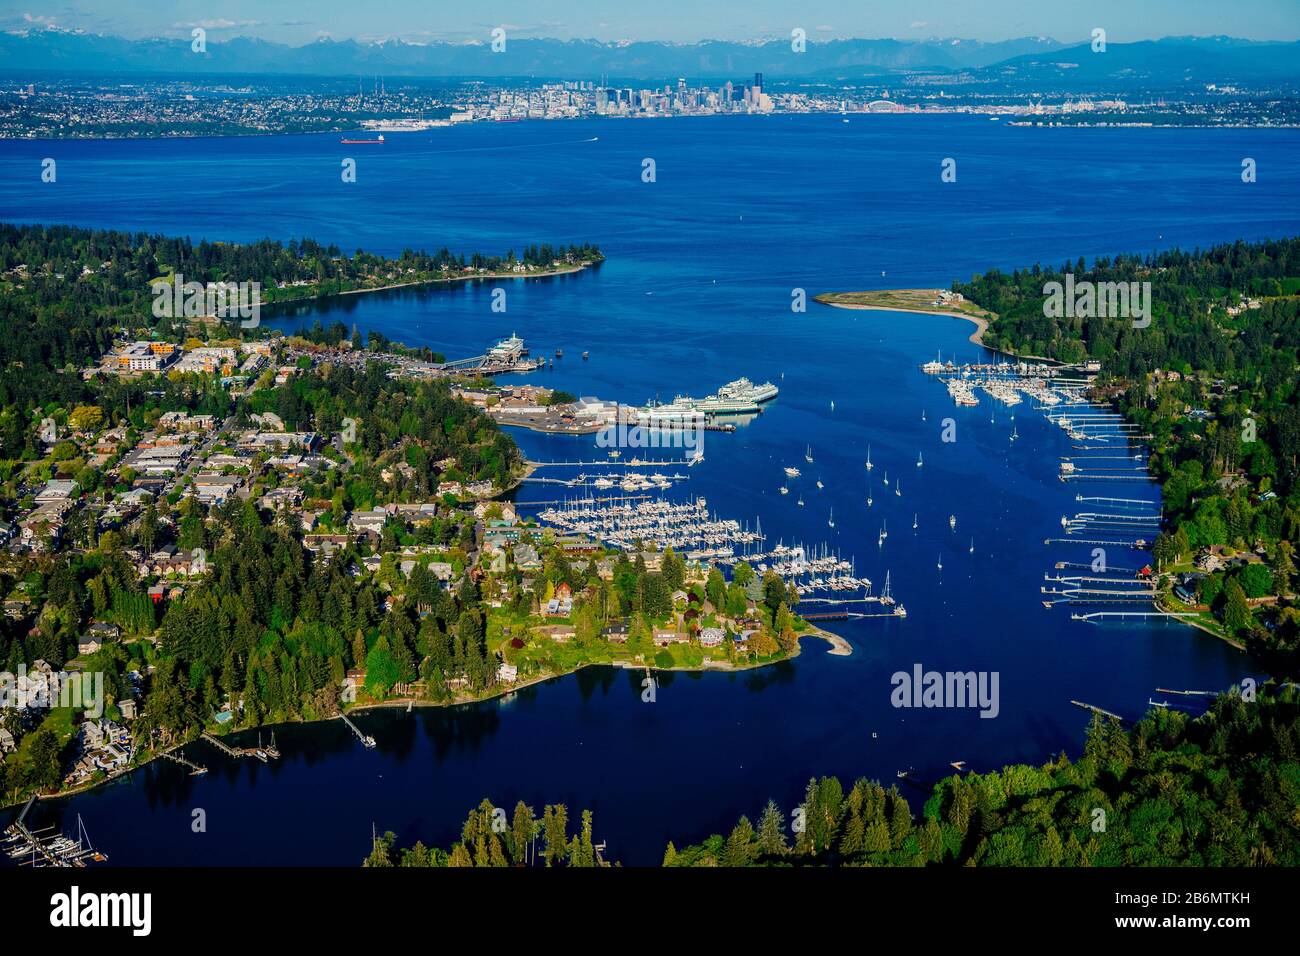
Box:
xmin=1 ymin=116 xmax=1295 ymax=864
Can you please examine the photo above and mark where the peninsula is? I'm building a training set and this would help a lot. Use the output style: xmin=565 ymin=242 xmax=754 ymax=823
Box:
xmin=815 ymin=289 xmax=995 ymax=346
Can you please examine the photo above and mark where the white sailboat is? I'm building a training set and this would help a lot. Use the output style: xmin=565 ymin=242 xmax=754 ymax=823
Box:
xmin=1010 ymin=425 xmax=1019 ymax=442
xmin=949 ymin=514 xmax=957 ymax=530
xmin=867 ymin=480 xmax=873 ymax=507
xmin=917 ymin=452 xmax=923 ymax=467
xmin=865 ymin=446 xmax=873 ymax=470
xmin=797 ymin=495 xmax=804 ymax=507
xmin=805 ymin=444 xmax=814 ymax=463
xmin=912 ymin=513 xmax=918 ymax=530
xmin=937 ymin=554 xmax=943 ymax=570
xmin=816 ymin=479 xmax=824 ymax=489
xmin=883 ymin=470 xmax=889 ymax=486
xmin=969 ymin=537 xmax=975 ymax=554
xmin=780 ymin=485 xmax=789 ymax=495
xmin=828 ymin=507 xmax=835 ymax=529
xmin=895 ymin=480 xmax=901 ymax=497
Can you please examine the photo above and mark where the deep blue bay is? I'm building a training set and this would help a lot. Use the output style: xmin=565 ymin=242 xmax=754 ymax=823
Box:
xmin=1 ymin=116 xmax=1296 ymax=865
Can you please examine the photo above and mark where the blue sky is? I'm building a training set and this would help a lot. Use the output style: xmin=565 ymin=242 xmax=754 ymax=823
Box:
xmin=3 ymin=0 xmax=1298 ymax=44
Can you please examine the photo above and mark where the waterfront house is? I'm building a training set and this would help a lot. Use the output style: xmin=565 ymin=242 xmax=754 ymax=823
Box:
xmin=81 ymin=720 xmax=107 ymax=749
xmin=497 ymin=663 xmax=519 ymax=684
xmin=654 ymin=629 xmax=686 ymax=646
xmin=699 ymin=627 xmax=725 ymax=648
xmin=603 ymin=623 xmax=629 ymax=644
xmin=343 ymin=669 xmax=366 ymax=697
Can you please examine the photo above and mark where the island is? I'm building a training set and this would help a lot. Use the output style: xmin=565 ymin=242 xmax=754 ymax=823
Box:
xmin=0 ymin=223 xmax=842 ymax=811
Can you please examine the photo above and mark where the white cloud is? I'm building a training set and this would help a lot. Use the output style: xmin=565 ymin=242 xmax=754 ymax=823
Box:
xmin=173 ymin=19 xmax=262 ymax=31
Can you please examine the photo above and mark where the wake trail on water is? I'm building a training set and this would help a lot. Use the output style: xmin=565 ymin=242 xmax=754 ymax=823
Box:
xmin=419 ymin=136 xmax=601 ymax=155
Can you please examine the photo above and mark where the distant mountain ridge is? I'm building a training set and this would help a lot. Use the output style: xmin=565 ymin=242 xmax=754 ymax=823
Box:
xmin=0 ymin=30 xmax=1058 ymax=78
xmin=985 ymin=36 xmax=1300 ymax=86
xmin=0 ymin=29 xmax=1296 ymax=84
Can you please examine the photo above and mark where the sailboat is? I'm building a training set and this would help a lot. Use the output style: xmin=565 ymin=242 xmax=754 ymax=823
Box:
xmin=912 ymin=513 xmax=918 ymax=530
xmin=1010 ymin=425 xmax=1019 ymax=442
xmin=916 ymin=452 xmax=923 ymax=468
xmin=922 ymin=409 xmax=927 ymax=422
xmin=883 ymin=470 xmax=889 ymax=486
xmin=949 ymin=514 xmax=957 ymax=530
xmin=830 ymin=400 xmax=835 ymax=412
xmin=895 ymin=479 xmax=901 ymax=497
xmin=816 ymin=479 xmax=824 ymax=489
xmin=828 ymin=507 xmax=835 ymax=529
xmin=865 ymin=446 xmax=873 ymax=470
xmin=797 ymin=495 xmax=804 ymax=507
xmin=805 ymin=445 xmax=814 ymax=463
xmin=780 ymin=485 xmax=789 ymax=495
xmin=969 ymin=537 xmax=975 ymax=554
xmin=867 ymin=480 xmax=873 ymax=507
xmin=937 ymin=554 xmax=943 ymax=570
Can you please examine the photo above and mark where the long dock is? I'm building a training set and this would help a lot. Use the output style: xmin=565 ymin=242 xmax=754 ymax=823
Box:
xmin=527 ymin=458 xmax=690 ymax=468
xmin=339 ymin=712 xmax=377 ymax=748
xmin=200 ymin=731 xmax=279 ymax=763
xmin=1070 ymin=610 xmax=1197 ymax=621
xmin=1044 ymin=537 xmax=1151 ymax=548
xmin=1070 ymin=699 xmax=1125 ymax=721
xmin=160 ymin=749 xmax=208 ymax=775
xmin=3 ymin=799 xmax=106 ymax=867
xmin=1075 ymin=495 xmax=1159 ymax=506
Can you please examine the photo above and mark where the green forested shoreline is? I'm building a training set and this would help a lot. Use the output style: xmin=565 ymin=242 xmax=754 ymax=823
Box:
xmin=959 ymin=237 xmax=1300 ymax=670
xmin=370 ymin=687 xmax=1300 ymax=867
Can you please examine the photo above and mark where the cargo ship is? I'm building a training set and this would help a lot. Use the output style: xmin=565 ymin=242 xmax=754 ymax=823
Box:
xmin=340 ymin=134 xmax=385 ymax=144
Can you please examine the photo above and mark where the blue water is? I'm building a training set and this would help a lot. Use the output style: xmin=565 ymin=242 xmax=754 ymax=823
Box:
xmin=2 ymin=116 xmax=1296 ymax=865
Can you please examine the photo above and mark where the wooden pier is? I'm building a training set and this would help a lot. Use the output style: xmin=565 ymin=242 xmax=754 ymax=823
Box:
xmin=160 ymin=749 xmax=208 ymax=775
xmin=200 ymin=731 xmax=280 ymax=763
xmin=3 ymin=798 xmax=106 ymax=868
xmin=1070 ymin=610 xmax=1197 ymax=622
xmin=1069 ymin=699 xmax=1125 ymax=721
xmin=1044 ymin=537 xmax=1151 ymax=548
xmin=339 ymin=712 xmax=377 ymax=748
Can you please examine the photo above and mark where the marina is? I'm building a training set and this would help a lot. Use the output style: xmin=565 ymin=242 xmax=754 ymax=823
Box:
xmin=3 ymin=798 xmax=106 ymax=868
xmin=0 ymin=114 xmax=1266 ymax=869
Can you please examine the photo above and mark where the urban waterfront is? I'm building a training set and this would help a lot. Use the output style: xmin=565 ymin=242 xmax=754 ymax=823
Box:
xmin=1 ymin=114 xmax=1295 ymax=865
